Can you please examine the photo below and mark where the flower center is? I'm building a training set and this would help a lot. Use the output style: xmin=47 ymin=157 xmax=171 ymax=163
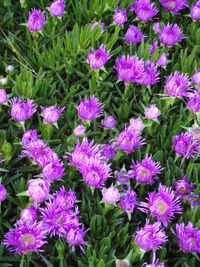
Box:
xmin=139 ymin=167 xmax=151 ymax=178
xmin=169 ymin=1 xmax=176 ymax=8
xmin=20 ymin=233 xmax=35 ymax=246
xmin=156 ymin=199 xmax=169 ymax=215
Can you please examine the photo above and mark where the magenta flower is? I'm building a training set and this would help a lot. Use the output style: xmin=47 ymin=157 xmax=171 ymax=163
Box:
xmin=144 ymin=258 xmax=165 ymax=267
xmin=159 ymin=0 xmax=188 ymax=13
xmin=156 ymin=53 xmax=167 ymax=67
xmin=73 ymin=125 xmax=86 ymax=136
xmin=120 ymin=190 xmax=137 ymax=213
xmin=174 ymin=222 xmax=200 ymax=253
xmin=0 ymin=184 xmax=6 ymax=202
xmin=22 ymin=129 xmax=38 ymax=147
xmin=41 ymin=105 xmax=64 ymax=124
xmin=50 ymin=0 xmax=65 ymax=17
xmin=174 ymin=177 xmax=194 ymax=197
xmin=102 ymin=187 xmax=119 ymax=204
xmin=10 ymin=97 xmax=37 ymax=122
xmin=101 ymin=144 xmax=117 ymax=160
xmin=117 ymin=127 xmax=145 ymax=153
xmin=77 ymin=95 xmax=104 ymax=121
xmin=164 ymin=71 xmax=191 ymax=98
xmin=192 ymin=69 xmax=200 ymax=85
xmin=3 ymin=221 xmax=47 ymax=254
xmin=187 ymin=91 xmax=200 ymax=113
xmin=173 ymin=132 xmax=198 ymax=158
xmin=91 ymin=22 xmax=104 ymax=32
xmin=54 ymin=186 xmax=76 ymax=210
xmin=130 ymin=155 xmax=162 ymax=184
xmin=145 ymin=104 xmax=160 ymax=120
xmin=130 ymin=0 xmax=159 ymax=23
xmin=87 ymin=45 xmax=111 ymax=69
xmin=125 ymin=25 xmax=144 ymax=45
xmin=103 ymin=116 xmax=116 ymax=129
xmin=115 ymin=55 xmax=145 ymax=84
xmin=139 ymin=185 xmax=182 ymax=227
xmin=20 ymin=206 xmax=38 ymax=224
xmin=191 ymin=1 xmax=200 ymax=20
xmin=128 ymin=118 xmax=143 ymax=133
xmin=28 ymin=179 xmax=50 ymax=203
xmin=159 ymin=23 xmax=184 ymax=47
xmin=113 ymin=9 xmax=127 ymax=25
xmin=153 ymin=22 xmax=161 ymax=33
xmin=139 ymin=61 xmax=160 ymax=86
xmin=135 ymin=219 xmax=168 ymax=250
xmin=28 ymin=9 xmax=45 ymax=32
xmin=80 ymin=157 xmax=112 ymax=188
xmin=0 ymin=89 xmax=8 ymax=104
xmin=6 ymin=65 xmax=14 ymax=72
xmin=42 ymin=160 xmax=65 ymax=182
xmin=65 ymin=225 xmax=88 ymax=253
xmin=150 ymin=40 xmax=158 ymax=56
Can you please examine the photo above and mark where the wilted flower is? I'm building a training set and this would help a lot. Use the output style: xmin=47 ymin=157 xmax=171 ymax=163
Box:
xmin=0 ymin=89 xmax=8 ymax=104
xmin=91 ymin=22 xmax=104 ymax=32
xmin=20 ymin=206 xmax=38 ymax=224
xmin=120 ymin=190 xmax=137 ymax=213
xmin=159 ymin=0 xmax=188 ymax=13
xmin=139 ymin=61 xmax=160 ymax=86
xmin=0 ymin=184 xmax=6 ymax=202
xmin=128 ymin=118 xmax=144 ymax=133
xmin=73 ymin=125 xmax=86 ymax=137
xmin=187 ymin=91 xmax=200 ymax=113
xmin=159 ymin=23 xmax=184 ymax=47
xmin=125 ymin=25 xmax=144 ymax=45
xmin=28 ymin=179 xmax=50 ymax=203
xmin=41 ymin=105 xmax=64 ymax=124
xmin=10 ymin=97 xmax=37 ymax=122
xmin=101 ymin=144 xmax=117 ymax=160
xmin=22 ymin=129 xmax=38 ymax=147
xmin=115 ymin=55 xmax=145 ymax=84
xmin=174 ymin=177 xmax=194 ymax=197
xmin=130 ymin=155 xmax=162 ymax=184
xmin=139 ymin=185 xmax=182 ymax=227
xmin=156 ymin=53 xmax=167 ymax=67
xmin=42 ymin=160 xmax=65 ymax=182
xmin=113 ymin=9 xmax=127 ymax=25
xmin=3 ymin=221 xmax=47 ymax=254
xmin=6 ymin=65 xmax=14 ymax=72
xmin=77 ymin=95 xmax=104 ymax=121
xmin=130 ymin=0 xmax=159 ymax=23
xmin=192 ymin=69 xmax=200 ymax=85
xmin=164 ymin=71 xmax=191 ymax=98
xmin=173 ymin=132 xmax=198 ymax=158
xmin=153 ymin=22 xmax=161 ymax=33
xmin=174 ymin=222 xmax=200 ymax=253
xmin=87 ymin=45 xmax=111 ymax=69
xmin=102 ymin=187 xmax=119 ymax=204
xmin=145 ymin=104 xmax=160 ymax=120
xmin=28 ymin=9 xmax=45 ymax=32
xmin=50 ymin=0 xmax=65 ymax=17
xmin=190 ymin=0 xmax=200 ymax=21
xmin=135 ymin=219 xmax=168 ymax=250
xmin=150 ymin=40 xmax=158 ymax=56
xmin=103 ymin=116 xmax=116 ymax=129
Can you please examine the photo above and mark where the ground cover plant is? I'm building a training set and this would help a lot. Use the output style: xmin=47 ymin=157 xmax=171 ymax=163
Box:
xmin=0 ymin=0 xmax=200 ymax=266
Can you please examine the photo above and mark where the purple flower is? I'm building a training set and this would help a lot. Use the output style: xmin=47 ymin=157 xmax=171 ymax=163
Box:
xmin=3 ymin=221 xmax=47 ymax=254
xmin=130 ymin=0 xmax=159 ymax=23
xmin=80 ymin=157 xmax=112 ymax=188
xmin=145 ymin=104 xmax=160 ymax=120
xmin=42 ymin=160 xmax=65 ymax=182
xmin=116 ymin=170 xmax=130 ymax=185
xmin=113 ymin=9 xmax=127 ymax=25
xmin=87 ymin=45 xmax=111 ymax=69
xmin=159 ymin=23 xmax=184 ymax=47
xmin=139 ymin=185 xmax=182 ymax=227
xmin=156 ymin=53 xmax=167 ymax=67
xmin=150 ymin=40 xmax=158 ymax=56
xmin=28 ymin=9 xmax=45 ymax=32
xmin=144 ymin=258 xmax=165 ymax=267
xmin=115 ymin=55 xmax=145 ymax=84
xmin=120 ymin=190 xmax=137 ymax=213
xmin=135 ymin=220 xmax=168 ymax=250
xmin=102 ymin=187 xmax=119 ymax=204
xmin=77 ymin=95 xmax=104 ymax=121
xmin=139 ymin=61 xmax=160 ymax=86
xmin=174 ymin=222 xmax=200 ymax=253
xmin=10 ymin=97 xmax=37 ymax=122
xmin=191 ymin=1 xmax=200 ymax=21
xmin=66 ymin=225 xmax=87 ymax=253
xmin=187 ymin=91 xmax=200 ymax=113
xmin=41 ymin=105 xmax=64 ymax=124
xmin=174 ymin=177 xmax=194 ymax=197
xmin=28 ymin=179 xmax=50 ymax=203
xmin=101 ymin=144 xmax=117 ymax=160
xmin=153 ymin=22 xmax=161 ymax=33
xmin=103 ymin=116 xmax=116 ymax=129
xmin=91 ymin=22 xmax=104 ymax=32
xmin=164 ymin=71 xmax=191 ymax=98
xmin=192 ymin=69 xmax=200 ymax=85
xmin=125 ymin=25 xmax=144 ymax=45
xmin=54 ymin=186 xmax=76 ymax=210
xmin=0 ymin=89 xmax=8 ymax=104
xmin=50 ymin=0 xmax=65 ymax=17
xmin=0 ymin=184 xmax=6 ymax=202
xmin=117 ymin=127 xmax=145 ymax=153
xmin=128 ymin=118 xmax=143 ymax=133
xmin=173 ymin=132 xmax=198 ymax=158
xmin=73 ymin=125 xmax=86 ymax=137
xmin=159 ymin=0 xmax=188 ymax=13
xmin=66 ymin=137 xmax=102 ymax=169
xmin=130 ymin=155 xmax=162 ymax=184
xmin=6 ymin=65 xmax=14 ymax=72
xmin=22 ymin=129 xmax=38 ymax=147
xmin=20 ymin=206 xmax=38 ymax=224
